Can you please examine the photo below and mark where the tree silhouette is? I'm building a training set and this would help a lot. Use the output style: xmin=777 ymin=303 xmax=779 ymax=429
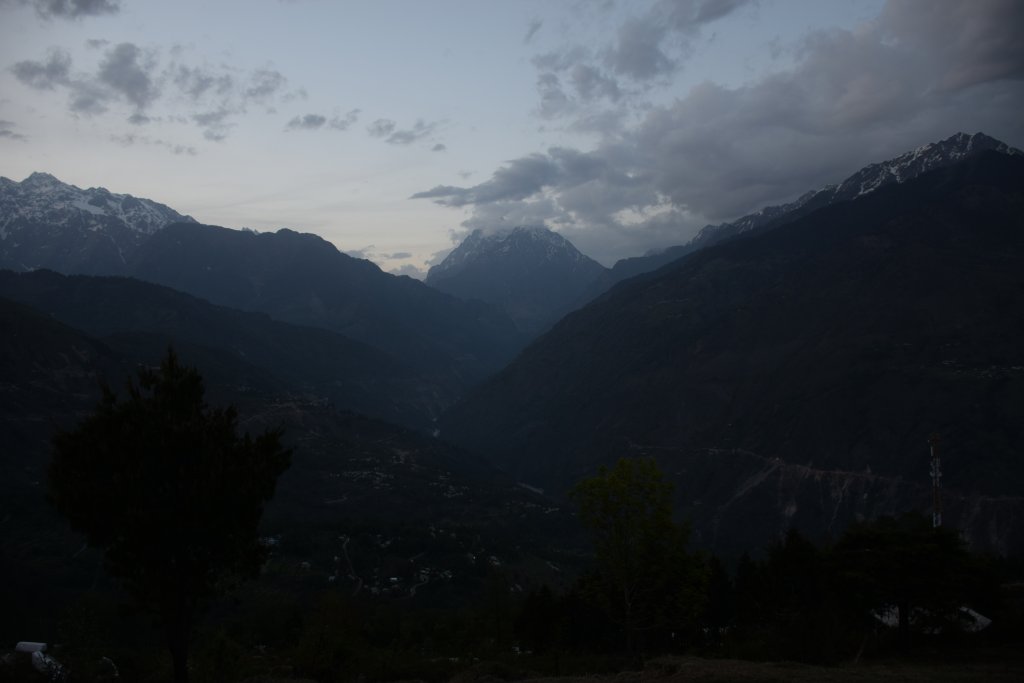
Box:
xmin=49 ymin=349 xmax=291 ymax=683
xmin=833 ymin=513 xmax=980 ymax=647
xmin=571 ymin=457 xmax=705 ymax=655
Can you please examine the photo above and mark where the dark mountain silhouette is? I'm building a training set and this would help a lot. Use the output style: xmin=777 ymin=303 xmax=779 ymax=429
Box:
xmin=439 ymin=150 xmax=1024 ymax=556
xmin=602 ymin=132 xmax=1023 ymax=287
xmin=0 ymin=269 xmax=446 ymax=428
xmin=426 ymin=226 xmax=608 ymax=336
xmin=127 ymin=223 xmax=525 ymax=389
xmin=0 ymin=297 xmax=580 ymax=635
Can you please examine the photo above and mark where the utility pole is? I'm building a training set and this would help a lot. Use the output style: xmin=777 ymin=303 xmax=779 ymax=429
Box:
xmin=929 ymin=434 xmax=942 ymax=528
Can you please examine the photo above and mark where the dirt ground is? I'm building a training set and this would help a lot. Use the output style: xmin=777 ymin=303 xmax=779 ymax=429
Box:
xmin=510 ymin=652 xmax=1024 ymax=683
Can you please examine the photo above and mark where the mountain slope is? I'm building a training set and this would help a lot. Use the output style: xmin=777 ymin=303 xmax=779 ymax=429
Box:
xmin=0 ymin=269 xmax=447 ymax=428
xmin=0 ymin=299 xmax=581 ymax=639
xmin=0 ymin=172 xmax=195 ymax=274
xmin=439 ymin=150 xmax=1024 ymax=555
xmin=426 ymin=226 xmax=608 ymax=335
xmin=606 ymin=132 xmax=1023 ymax=285
xmin=127 ymin=223 xmax=526 ymax=390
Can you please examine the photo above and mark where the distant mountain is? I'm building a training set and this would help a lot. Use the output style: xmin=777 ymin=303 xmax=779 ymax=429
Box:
xmin=0 ymin=172 xmax=195 ymax=274
xmin=439 ymin=150 xmax=1024 ymax=556
xmin=127 ymin=223 xmax=525 ymax=390
xmin=606 ymin=132 xmax=1023 ymax=284
xmin=426 ymin=226 xmax=608 ymax=335
xmin=0 ymin=269 xmax=450 ymax=428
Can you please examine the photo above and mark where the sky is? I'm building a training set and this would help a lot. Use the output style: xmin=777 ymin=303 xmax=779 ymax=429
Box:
xmin=1 ymin=0 xmax=1022 ymax=277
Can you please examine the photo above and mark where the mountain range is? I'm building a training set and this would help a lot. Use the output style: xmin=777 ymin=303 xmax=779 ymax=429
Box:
xmin=605 ymin=131 xmax=1022 ymax=284
xmin=2 ymin=131 xmax=1022 ymax=561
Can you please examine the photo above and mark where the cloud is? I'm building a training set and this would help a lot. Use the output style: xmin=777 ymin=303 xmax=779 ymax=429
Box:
xmin=412 ymin=153 xmax=563 ymax=206
xmin=111 ymin=132 xmax=196 ymax=155
xmin=527 ymin=0 xmax=755 ymax=129
xmin=172 ymin=65 xmax=234 ymax=100
xmin=0 ymin=120 xmax=27 ymax=141
xmin=432 ymin=143 xmax=446 ymax=152
xmin=192 ymin=108 xmax=233 ymax=140
xmin=523 ymin=18 xmax=543 ymax=44
xmin=9 ymin=41 xmax=300 ymax=140
xmin=17 ymin=0 xmax=121 ymax=19
xmin=286 ymin=113 xmax=326 ymax=130
xmin=389 ymin=263 xmax=427 ymax=279
xmin=416 ymin=0 xmax=1024 ymax=264
xmin=367 ymin=118 xmax=396 ymax=138
xmin=329 ymin=108 xmax=359 ymax=130
xmin=97 ymin=42 xmax=160 ymax=110
xmin=877 ymin=0 xmax=1024 ymax=90
xmin=243 ymin=69 xmax=287 ymax=103
xmin=11 ymin=49 xmax=72 ymax=89
xmin=607 ymin=15 xmax=673 ymax=80
xmin=367 ymin=117 xmax=440 ymax=145
xmin=385 ymin=119 xmax=438 ymax=145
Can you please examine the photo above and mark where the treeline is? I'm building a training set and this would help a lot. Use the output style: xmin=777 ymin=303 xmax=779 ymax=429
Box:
xmin=33 ymin=513 xmax=1020 ymax=682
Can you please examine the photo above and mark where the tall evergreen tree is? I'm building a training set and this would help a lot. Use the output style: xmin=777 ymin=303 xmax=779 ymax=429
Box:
xmin=49 ymin=349 xmax=291 ymax=683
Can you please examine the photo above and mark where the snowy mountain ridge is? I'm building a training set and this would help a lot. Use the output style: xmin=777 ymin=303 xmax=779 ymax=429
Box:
xmin=689 ymin=131 xmax=1021 ymax=249
xmin=0 ymin=172 xmax=196 ymax=238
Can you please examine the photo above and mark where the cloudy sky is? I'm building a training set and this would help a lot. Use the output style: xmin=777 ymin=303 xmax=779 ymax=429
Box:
xmin=1 ymin=0 xmax=1022 ymax=276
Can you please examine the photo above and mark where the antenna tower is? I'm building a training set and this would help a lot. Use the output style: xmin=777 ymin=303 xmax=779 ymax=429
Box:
xmin=929 ymin=434 xmax=942 ymax=528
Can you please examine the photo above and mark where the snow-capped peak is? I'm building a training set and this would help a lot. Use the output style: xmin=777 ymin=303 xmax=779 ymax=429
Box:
xmin=686 ymin=132 xmax=1021 ymax=251
xmin=426 ymin=225 xmax=594 ymax=282
xmin=1 ymin=171 xmax=197 ymax=236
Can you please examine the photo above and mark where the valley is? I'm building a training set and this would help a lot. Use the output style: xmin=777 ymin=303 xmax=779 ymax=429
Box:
xmin=2 ymin=132 xmax=1022 ymax=680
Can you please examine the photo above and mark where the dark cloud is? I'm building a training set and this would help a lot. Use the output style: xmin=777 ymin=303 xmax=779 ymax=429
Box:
xmin=26 ymin=0 xmax=120 ymax=19
xmin=286 ymin=113 xmax=326 ymax=130
xmin=98 ymin=43 xmax=160 ymax=110
xmin=607 ymin=16 xmax=673 ymax=80
xmin=9 ymin=41 xmax=300 ymax=140
xmin=85 ymin=38 xmax=108 ymax=49
xmin=432 ymin=143 xmax=447 ymax=152
xmin=412 ymin=153 xmax=564 ymax=206
xmin=878 ymin=0 xmax=1024 ymax=90
xmin=367 ymin=118 xmax=396 ymax=138
xmin=571 ymin=64 xmax=621 ymax=102
xmin=0 ymin=120 xmax=27 ymax=141
xmin=418 ymin=0 xmax=1024 ymax=265
xmin=11 ymin=49 xmax=72 ymax=89
xmin=523 ymin=18 xmax=543 ymax=44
